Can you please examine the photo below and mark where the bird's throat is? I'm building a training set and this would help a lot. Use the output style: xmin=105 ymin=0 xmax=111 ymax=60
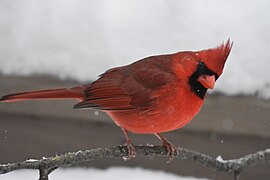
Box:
xmin=189 ymin=77 xmax=208 ymax=99
xmin=188 ymin=62 xmax=218 ymax=99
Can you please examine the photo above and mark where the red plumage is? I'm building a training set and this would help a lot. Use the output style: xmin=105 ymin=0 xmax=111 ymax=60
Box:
xmin=0 ymin=40 xmax=233 ymax=159
xmin=0 ymin=86 xmax=85 ymax=102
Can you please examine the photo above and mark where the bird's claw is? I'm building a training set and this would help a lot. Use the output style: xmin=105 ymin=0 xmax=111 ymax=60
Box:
xmin=122 ymin=141 xmax=136 ymax=161
xmin=121 ymin=128 xmax=136 ymax=161
xmin=162 ymin=140 xmax=179 ymax=163
xmin=155 ymin=133 xmax=179 ymax=163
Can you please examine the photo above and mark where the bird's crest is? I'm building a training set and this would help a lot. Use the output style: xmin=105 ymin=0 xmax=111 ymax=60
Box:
xmin=198 ymin=39 xmax=233 ymax=76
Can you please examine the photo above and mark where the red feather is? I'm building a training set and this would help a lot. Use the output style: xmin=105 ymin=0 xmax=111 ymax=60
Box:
xmin=0 ymin=86 xmax=85 ymax=102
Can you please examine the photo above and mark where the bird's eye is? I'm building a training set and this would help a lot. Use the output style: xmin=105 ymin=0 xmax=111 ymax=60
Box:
xmin=197 ymin=61 xmax=205 ymax=69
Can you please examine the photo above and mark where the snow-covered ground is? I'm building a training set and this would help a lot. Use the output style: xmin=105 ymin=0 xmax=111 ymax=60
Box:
xmin=0 ymin=167 xmax=209 ymax=180
xmin=0 ymin=0 xmax=269 ymax=98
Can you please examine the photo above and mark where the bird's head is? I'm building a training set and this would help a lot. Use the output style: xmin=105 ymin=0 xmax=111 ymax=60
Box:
xmin=173 ymin=39 xmax=233 ymax=99
xmin=191 ymin=39 xmax=233 ymax=98
xmin=194 ymin=39 xmax=233 ymax=89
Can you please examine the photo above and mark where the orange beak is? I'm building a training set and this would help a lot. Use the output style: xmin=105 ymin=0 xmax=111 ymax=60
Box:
xmin=197 ymin=75 xmax=216 ymax=89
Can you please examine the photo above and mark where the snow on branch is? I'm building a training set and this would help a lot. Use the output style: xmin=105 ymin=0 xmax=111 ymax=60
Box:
xmin=0 ymin=146 xmax=269 ymax=180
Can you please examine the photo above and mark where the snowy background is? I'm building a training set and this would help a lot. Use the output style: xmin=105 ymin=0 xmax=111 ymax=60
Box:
xmin=0 ymin=167 xmax=208 ymax=180
xmin=0 ymin=0 xmax=270 ymax=98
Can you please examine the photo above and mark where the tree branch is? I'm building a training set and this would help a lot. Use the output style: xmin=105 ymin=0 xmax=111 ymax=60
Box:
xmin=0 ymin=146 xmax=269 ymax=179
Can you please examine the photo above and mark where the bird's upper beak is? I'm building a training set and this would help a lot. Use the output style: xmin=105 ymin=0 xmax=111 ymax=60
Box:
xmin=197 ymin=75 xmax=216 ymax=89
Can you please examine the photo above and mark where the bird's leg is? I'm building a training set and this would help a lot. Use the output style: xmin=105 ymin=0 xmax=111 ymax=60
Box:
xmin=121 ymin=128 xmax=136 ymax=160
xmin=154 ymin=133 xmax=178 ymax=162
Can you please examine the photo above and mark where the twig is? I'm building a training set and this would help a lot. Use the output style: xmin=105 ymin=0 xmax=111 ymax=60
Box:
xmin=0 ymin=146 xmax=269 ymax=179
xmin=234 ymin=171 xmax=240 ymax=180
xmin=38 ymin=164 xmax=49 ymax=180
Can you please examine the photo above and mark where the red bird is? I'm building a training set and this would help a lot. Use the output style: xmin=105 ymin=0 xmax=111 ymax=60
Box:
xmin=0 ymin=40 xmax=233 ymax=160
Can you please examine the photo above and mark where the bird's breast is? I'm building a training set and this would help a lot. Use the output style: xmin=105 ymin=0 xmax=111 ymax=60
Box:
xmin=107 ymin=83 xmax=204 ymax=134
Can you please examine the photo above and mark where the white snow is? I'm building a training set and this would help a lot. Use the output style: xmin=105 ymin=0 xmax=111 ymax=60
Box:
xmin=216 ymin=155 xmax=226 ymax=163
xmin=0 ymin=0 xmax=269 ymax=98
xmin=25 ymin=159 xmax=38 ymax=162
xmin=0 ymin=167 xmax=209 ymax=180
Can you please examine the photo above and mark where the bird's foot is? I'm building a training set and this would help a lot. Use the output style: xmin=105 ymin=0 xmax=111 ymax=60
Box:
xmin=122 ymin=141 xmax=136 ymax=161
xmin=162 ymin=140 xmax=178 ymax=163
xmin=121 ymin=128 xmax=136 ymax=161
xmin=154 ymin=133 xmax=179 ymax=163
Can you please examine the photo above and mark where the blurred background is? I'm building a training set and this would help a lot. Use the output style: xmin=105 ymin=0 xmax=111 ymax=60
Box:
xmin=0 ymin=0 xmax=269 ymax=179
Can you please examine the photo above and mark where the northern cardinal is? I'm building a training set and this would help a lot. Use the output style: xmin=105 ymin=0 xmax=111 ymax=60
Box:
xmin=0 ymin=40 xmax=233 ymax=160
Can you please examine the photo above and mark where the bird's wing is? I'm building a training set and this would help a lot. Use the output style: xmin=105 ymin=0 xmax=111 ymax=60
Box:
xmin=73 ymin=67 xmax=132 ymax=110
xmin=74 ymin=57 xmax=176 ymax=111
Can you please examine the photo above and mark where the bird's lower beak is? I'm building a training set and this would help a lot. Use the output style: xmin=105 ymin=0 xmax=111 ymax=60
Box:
xmin=197 ymin=75 xmax=216 ymax=89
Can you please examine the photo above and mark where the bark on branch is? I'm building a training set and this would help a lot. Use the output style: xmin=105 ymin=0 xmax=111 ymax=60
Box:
xmin=0 ymin=146 xmax=269 ymax=180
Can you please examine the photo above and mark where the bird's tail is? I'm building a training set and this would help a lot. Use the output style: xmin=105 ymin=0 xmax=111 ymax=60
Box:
xmin=0 ymin=86 xmax=85 ymax=102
